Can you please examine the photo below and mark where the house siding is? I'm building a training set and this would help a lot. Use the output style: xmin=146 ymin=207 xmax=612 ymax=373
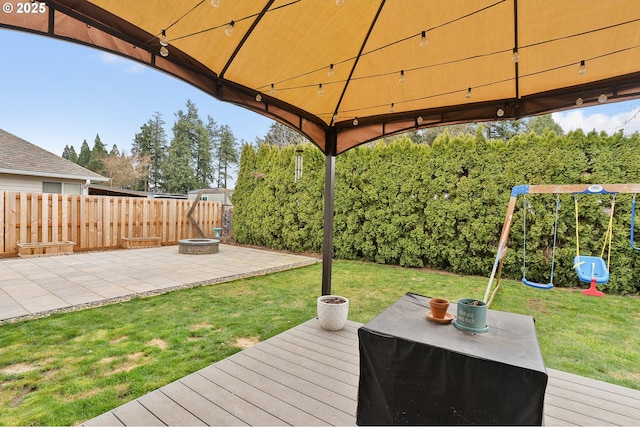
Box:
xmin=0 ymin=173 xmax=87 ymax=194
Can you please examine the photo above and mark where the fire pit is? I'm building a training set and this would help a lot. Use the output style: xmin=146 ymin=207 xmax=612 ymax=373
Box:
xmin=178 ymin=238 xmax=220 ymax=255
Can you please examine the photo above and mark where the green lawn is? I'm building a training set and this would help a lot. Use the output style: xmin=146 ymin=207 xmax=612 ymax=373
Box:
xmin=0 ymin=259 xmax=639 ymax=425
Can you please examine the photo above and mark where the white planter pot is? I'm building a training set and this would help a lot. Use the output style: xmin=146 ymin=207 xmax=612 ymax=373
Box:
xmin=317 ymin=295 xmax=349 ymax=331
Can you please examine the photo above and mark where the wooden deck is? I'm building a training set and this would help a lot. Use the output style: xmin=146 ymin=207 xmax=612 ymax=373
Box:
xmin=84 ymin=319 xmax=640 ymax=426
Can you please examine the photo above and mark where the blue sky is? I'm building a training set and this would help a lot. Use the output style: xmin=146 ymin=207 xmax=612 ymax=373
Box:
xmin=2 ymin=28 xmax=640 ymax=160
xmin=0 ymin=29 xmax=275 ymax=158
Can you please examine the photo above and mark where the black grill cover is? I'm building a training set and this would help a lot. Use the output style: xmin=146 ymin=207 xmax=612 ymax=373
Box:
xmin=356 ymin=292 xmax=547 ymax=425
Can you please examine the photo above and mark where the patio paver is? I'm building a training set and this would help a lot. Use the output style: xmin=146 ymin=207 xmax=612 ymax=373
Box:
xmin=0 ymin=244 xmax=319 ymax=323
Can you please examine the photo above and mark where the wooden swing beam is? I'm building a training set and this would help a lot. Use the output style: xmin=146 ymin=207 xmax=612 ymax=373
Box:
xmin=483 ymin=183 xmax=640 ymax=307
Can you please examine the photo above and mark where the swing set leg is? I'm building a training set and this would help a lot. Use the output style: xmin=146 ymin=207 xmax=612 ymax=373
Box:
xmin=582 ymin=277 xmax=605 ymax=297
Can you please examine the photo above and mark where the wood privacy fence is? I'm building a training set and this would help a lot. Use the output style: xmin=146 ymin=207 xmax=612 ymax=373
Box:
xmin=0 ymin=191 xmax=223 ymax=256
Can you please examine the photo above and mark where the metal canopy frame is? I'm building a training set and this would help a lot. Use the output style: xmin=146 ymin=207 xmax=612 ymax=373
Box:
xmin=484 ymin=183 xmax=640 ymax=306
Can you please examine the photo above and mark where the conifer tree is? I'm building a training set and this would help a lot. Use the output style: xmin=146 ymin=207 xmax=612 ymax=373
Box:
xmin=164 ymin=100 xmax=207 ymax=193
xmin=526 ymin=114 xmax=564 ymax=135
xmin=132 ymin=112 xmax=167 ymax=192
xmin=87 ymin=134 xmax=108 ymax=173
xmin=77 ymin=140 xmax=92 ymax=167
xmin=215 ymin=124 xmax=239 ymax=188
xmin=257 ymin=122 xmax=305 ymax=147
xmin=62 ymin=145 xmax=78 ymax=163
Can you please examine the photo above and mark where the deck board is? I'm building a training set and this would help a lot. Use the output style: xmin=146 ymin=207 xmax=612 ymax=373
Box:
xmin=110 ymin=401 xmax=164 ymax=426
xmin=156 ymin=381 xmax=247 ymax=426
xmin=241 ymin=346 xmax=358 ymax=400
xmin=199 ymin=364 xmax=330 ymax=426
xmin=232 ymin=351 xmax=357 ymax=415
xmin=180 ymin=373 xmax=281 ymax=426
xmin=84 ymin=318 xmax=640 ymax=426
xmin=544 ymin=368 xmax=640 ymax=426
xmin=136 ymin=389 xmax=208 ymax=426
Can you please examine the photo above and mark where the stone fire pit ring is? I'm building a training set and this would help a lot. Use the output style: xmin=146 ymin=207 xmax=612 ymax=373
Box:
xmin=178 ymin=238 xmax=220 ymax=255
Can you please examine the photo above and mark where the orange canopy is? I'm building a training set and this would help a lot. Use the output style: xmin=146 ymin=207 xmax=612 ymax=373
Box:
xmin=3 ymin=0 xmax=640 ymax=155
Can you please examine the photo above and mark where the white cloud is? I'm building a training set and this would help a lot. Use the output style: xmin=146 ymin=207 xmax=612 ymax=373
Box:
xmin=553 ymin=103 xmax=640 ymax=136
xmin=98 ymin=52 xmax=145 ymax=74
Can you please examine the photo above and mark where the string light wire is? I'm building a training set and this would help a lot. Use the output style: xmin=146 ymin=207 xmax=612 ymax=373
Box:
xmin=148 ymin=1 xmax=640 ymax=121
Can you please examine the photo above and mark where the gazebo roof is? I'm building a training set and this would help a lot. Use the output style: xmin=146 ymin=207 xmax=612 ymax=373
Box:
xmin=3 ymin=1 xmax=640 ymax=154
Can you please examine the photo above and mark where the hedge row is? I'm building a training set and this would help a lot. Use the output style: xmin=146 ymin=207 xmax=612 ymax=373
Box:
xmin=233 ymin=129 xmax=640 ymax=294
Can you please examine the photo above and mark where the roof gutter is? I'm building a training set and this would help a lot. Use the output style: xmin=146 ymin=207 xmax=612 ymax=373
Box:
xmin=0 ymin=168 xmax=109 ymax=182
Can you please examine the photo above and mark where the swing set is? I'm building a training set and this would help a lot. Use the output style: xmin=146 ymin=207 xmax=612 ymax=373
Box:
xmin=483 ymin=183 xmax=640 ymax=307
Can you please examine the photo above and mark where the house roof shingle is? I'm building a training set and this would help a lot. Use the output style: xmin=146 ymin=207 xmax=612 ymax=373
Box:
xmin=0 ymin=128 xmax=108 ymax=182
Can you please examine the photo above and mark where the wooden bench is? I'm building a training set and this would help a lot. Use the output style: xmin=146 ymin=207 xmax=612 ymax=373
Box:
xmin=16 ymin=241 xmax=75 ymax=257
xmin=121 ymin=237 xmax=162 ymax=249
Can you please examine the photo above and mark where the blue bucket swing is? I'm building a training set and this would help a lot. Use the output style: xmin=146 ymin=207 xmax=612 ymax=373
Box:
xmin=573 ymin=195 xmax=615 ymax=297
xmin=521 ymin=195 xmax=559 ymax=290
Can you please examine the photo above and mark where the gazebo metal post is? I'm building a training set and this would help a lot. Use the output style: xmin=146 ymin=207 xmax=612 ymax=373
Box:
xmin=322 ymin=130 xmax=337 ymax=296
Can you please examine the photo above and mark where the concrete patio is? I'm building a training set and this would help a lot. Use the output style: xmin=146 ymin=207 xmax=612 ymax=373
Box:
xmin=0 ymin=244 xmax=319 ymax=323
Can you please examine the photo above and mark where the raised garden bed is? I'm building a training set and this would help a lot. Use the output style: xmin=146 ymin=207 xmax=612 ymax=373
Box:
xmin=121 ymin=237 xmax=161 ymax=249
xmin=16 ymin=241 xmax=75 ymax=257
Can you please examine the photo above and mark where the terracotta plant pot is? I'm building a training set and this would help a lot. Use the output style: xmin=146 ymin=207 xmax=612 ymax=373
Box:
xmin=317 ymin=295 xmax=349 ymax=331
xmin=429 ymin=298 xmax=450 ymax=319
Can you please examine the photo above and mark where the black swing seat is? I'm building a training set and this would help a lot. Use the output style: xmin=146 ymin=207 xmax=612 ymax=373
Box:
xmin=521 ymin=278 xmax=554 ymax=290
xmin=573 ymin=255 xmax=609 ymax=284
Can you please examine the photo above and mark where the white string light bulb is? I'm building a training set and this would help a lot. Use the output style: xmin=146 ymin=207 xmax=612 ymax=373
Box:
xmin=210 ymin=0 xmax=221 ymax=6
xmin=598 ymin=93 xmax=608 ymax=103
xmin=270 ymin=84 xmax=276 ymax=94
xmin=399 ymin=70 xmax=406 ymax=83
xmin=255 ymin=94 xmax=262 ymax=102
xmin=465 ymin=87 xmax=472 ymax=99
xmin=353 ymin=117 xmax=359 ymax=126
xmin=578 ymin=60 xmax=587 ymax=75
xmin=512 ymin=48 xmax=520 ymax=63
xmin=160 ymin=30 xmax=168 ymax=47
xmin=420 ymin=31 xmax=428 ymax=48
xmin=328 ymin=64 xmax=335 ymax=77
xmin=390 ymin=103 xmax=395 ymax=113
xmin=497 ymin=108 xmax=505 ymax=117
xmin=160 ymin=46 xmax=169 ymax=57
xmin=576 ymin=97 xmax=583 ymax=106
xmin=317 ymin=84 xmax=324 ymax=95
xmin=225 ymin=21 xmax=235 ymax=36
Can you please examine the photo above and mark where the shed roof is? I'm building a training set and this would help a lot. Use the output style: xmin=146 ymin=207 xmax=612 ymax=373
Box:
xmin=0 ymin=128 xmax=108 ymax=182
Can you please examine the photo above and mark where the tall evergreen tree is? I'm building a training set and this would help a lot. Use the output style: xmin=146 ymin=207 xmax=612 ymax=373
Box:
xmin=77 ymin=139 xmax=92 ymax=167
xmin=485 ymin=119 xmax=526 ymax=141
xmin=420 ymin=123 xmax=477 ymax=146
xmin=164 ymin=100 xmax=208 ymax=193
xmin=62 ymin=145 xmax=78 ymax=163
xmin=526 ymin=114 xmax=564 ymax=135
xmin=215 ymin=124 xmax=239 ymax=188
xmin=87 ymin=134 xmax=108 ymax=173
xmin=256 ymin=122 xmax=305 ymax=147
xmin=164 ymin=134 xmax=197 ymax=194
xmin=132 ymin=112 xmax=168 ymax=192
xmin=206 ymin=115 xmax=220 ymax=185
xmin=189 ymin=106 xmax=213 ymax=188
